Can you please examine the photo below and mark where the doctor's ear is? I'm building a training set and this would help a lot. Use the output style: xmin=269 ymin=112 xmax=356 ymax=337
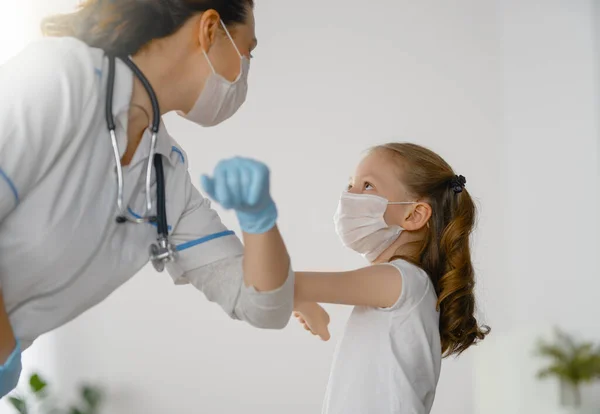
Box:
xmin=402 ymin=203 xmax=432 ymax=232
xmin=197 ymin=10 xmax=221 ymax=52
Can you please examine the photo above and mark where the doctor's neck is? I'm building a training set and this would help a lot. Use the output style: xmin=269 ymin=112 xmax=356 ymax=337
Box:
xmin=122 ymin=52 xmax=173 ymax=166
xmin=122 ymin=20 xmax=205 ymax=165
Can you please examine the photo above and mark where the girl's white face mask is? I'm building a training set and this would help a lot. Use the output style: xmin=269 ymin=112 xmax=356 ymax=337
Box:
xmin=183 ymin=20 xmax=249 ymax=127
xmin=333 ymin=192 xmax=416 ymax=262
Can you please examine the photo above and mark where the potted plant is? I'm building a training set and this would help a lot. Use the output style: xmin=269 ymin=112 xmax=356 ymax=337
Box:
xmin=8 ymin=372 xmax=104 ymax=414
xmin=535 ymin=328 xmax=600 ymax=410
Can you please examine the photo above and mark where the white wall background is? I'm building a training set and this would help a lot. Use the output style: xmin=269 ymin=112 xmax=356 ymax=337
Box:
xmin=1 ymin=1 xmax=598 ymax=413
xmin=474 ymin=1 xmax=600 ymax=414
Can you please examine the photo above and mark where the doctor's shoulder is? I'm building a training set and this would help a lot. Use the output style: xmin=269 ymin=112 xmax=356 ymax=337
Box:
xmin=0 ymin=37 xmax=103 ymax=177
xmin=1 ymin=36 xmax=99 ymax=103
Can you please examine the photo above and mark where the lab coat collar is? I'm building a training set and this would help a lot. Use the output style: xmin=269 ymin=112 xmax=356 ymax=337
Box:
xmin=127 ymin=119 xmax=176 ymax=169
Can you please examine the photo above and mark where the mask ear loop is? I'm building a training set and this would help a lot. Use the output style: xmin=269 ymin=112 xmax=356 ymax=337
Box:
xmin=220 ymin=20 xmax=243 ymax=59
xmin=201 ymin=20 xmax=244 ymax=75
xmin=388 ymin=201 xmax=423 ymax=227
xmin=202 ymin=49 xmax=217 ymax=74
xmin=387 ymin=201 xmax=418 ymax=205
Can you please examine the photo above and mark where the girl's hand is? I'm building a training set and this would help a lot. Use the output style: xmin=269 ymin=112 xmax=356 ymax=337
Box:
xmin=293 ymin=302 xmax=331 ymax=341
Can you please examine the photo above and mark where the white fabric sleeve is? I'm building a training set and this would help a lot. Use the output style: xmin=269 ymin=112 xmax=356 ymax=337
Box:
xmin=0 ymin=38 xmax=94 ymax=221
xmin=379 ymin=259 xmax=431 ymax=313
xmin=166 ymin=174 xmax=294 ymax=329
xmin=165 ymin=172 xmax=245 ymax=279
xmin=180 ymin=257 xmax=294 ymax=329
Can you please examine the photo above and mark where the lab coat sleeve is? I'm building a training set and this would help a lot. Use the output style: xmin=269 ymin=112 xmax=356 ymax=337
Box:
xmin=181 ymin=256 xmax=294 ymax=330
xmin=165 ymin=173 xmax=294 ymax=329
xmin=0 ymin=38 xmax=95 ymax=222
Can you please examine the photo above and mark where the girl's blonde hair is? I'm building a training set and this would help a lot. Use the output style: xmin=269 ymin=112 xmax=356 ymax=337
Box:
xmin=373 ymin=142 xmax=489 ymax=357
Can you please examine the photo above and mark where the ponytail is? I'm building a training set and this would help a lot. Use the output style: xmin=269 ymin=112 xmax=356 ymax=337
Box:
xmin=41 ymin=0 xmax=253 ymax=56
xmin=436 ymin=187 xmax=489 ymax=356
xmin=375 ymin=143 xmax=489 ymax=358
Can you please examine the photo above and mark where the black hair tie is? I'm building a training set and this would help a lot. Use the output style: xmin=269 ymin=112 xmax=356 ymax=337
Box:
xmin=449 ymin=175 xmax=467 ymax=194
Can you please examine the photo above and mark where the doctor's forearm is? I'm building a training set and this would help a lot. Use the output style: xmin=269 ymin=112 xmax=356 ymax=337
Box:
xmin=241 ymin=226 xmax=290 ymax=291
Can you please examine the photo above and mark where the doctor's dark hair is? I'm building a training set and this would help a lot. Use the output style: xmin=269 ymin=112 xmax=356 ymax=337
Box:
xmin=41 ymin=0 xmax=254 ymax=56
xmin=373 ymin=143 xmax=490 ymax=358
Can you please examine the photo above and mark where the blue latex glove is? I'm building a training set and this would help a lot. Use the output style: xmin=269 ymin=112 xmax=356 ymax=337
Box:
xmin=0 ymin=340 xmax=22 ymax=398
xmin=201 ymin=157 xmax=278 ymax=234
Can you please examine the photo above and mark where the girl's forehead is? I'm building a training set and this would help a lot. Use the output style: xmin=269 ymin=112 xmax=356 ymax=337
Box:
xmin=354 ymin=151 xmax=414 ymax=198
xmin=355 ymin=151 xmax=403 ymax=179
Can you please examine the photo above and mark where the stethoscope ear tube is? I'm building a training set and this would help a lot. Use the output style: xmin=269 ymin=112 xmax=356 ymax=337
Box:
xmin=121 ymin=56 xmax=160 ymax=133
xmin=106 ymin=55 xmax=117 ymax=131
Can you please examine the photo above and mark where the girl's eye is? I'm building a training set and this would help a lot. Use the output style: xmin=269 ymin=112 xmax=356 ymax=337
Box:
xmin=365 ymin=182 xmax=374 ymax=190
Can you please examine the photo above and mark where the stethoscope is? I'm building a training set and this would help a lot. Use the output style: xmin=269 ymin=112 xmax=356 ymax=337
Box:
xmin=7 ymin=55 xmax=175 ymax=317
xmin=105 ymin=55 xmax=176 ymax=273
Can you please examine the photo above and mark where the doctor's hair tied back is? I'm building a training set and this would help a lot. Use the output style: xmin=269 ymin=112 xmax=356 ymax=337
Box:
xmin=449 ymin=175 xmax=467 ymax=194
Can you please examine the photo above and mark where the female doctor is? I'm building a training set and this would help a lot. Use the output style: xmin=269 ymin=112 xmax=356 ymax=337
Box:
xmin=0 ymin=0 xmax=294 ymax=396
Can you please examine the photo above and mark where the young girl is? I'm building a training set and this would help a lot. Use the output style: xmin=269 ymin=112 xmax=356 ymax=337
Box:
xmin=293 ymin=142 xmax=489 ymax=414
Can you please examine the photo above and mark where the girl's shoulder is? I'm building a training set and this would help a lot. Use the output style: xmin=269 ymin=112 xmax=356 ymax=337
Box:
xmin=378 ymin=258 xmax=436 ymax=313
xmin=387 ymin=258 xmax=431 ymax=285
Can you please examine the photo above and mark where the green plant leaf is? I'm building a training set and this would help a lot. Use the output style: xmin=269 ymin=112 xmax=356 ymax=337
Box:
xmin=8 ymin=396 xmax=28 ymax=414
xmin=29 ymin=373 xmax=48 ymax=394
xmin=82 ymin=385 xmax=103 ymax=408
xmin=537 ymin=365 xmax=570 ymax=380
xmin=535 ymin=328 xmax=600 ymax=384
xmin=69 ymin=407 xmax=84 ymax=414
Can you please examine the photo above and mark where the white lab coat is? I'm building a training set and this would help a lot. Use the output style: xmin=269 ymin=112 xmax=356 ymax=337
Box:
xmin=0 ymin=37 xmax=293 ymax=350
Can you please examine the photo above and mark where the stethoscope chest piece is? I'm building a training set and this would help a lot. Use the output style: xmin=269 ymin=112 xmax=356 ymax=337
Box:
xmin=150 ymin=237 xmax=178 ymax=272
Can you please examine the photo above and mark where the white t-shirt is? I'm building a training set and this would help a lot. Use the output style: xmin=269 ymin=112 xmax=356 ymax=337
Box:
xmin=322 ymin=259 xmax=441 ymax=414
xmin=0 ymin=37 xmax=293 ymax=350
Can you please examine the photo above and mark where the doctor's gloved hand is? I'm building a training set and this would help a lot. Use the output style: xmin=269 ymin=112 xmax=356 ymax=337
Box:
xmin=201 ymin=157 xmax=278 ymax=234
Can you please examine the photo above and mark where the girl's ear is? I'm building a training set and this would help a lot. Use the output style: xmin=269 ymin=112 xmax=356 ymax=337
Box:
xmin=402 ymin=202 xmax=432 ymax=231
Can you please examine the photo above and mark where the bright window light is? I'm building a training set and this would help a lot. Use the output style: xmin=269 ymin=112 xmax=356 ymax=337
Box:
xmin=0 ymin=1 xmax=79 ymax=65
xmin=0 ymin=3 xmax=31 ymax=65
